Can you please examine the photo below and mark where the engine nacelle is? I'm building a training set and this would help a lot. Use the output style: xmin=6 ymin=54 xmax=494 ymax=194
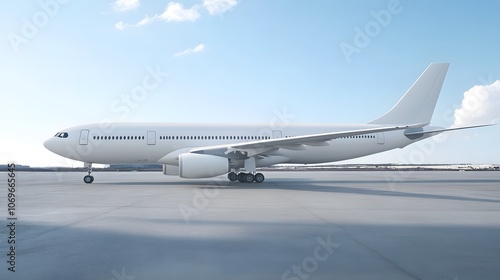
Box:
xmin=179 ymin=153 xmax=230 ymax=178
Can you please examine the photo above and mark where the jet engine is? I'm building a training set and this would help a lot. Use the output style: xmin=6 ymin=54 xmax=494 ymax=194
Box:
xmin=179 ymin=153 xmax=230 ymax=178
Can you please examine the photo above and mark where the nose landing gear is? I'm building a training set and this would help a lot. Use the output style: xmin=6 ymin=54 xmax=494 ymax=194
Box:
xmin=83 ymin=162 xmax=94 ymax=184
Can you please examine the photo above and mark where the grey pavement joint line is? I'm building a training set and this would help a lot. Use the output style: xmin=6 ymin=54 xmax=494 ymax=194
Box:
xmin=285 ymin=193 xmax=421 ymax=280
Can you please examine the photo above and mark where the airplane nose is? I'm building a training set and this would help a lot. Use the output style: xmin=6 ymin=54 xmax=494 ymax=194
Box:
xmin=44 ymin=138 xmax=58 ymax=154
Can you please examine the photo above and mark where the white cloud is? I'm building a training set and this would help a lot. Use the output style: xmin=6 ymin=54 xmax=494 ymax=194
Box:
xmin=118 ymin=0 xmax=237 ymax=29
xmin=453 ymin=80 xmax=500 ymax=127
xmin=174 ymin=44 xmax=206 ymax=57
xmin=129 ymin=2 xmax=200 ymax=27
xmin=113 ymin=0 xmax=140 ymax=12
xmin=160 ymin=2 xmax=200 ymax=22
xmin=203 ymin=0 xmax=237 ymax=15
xmin=114 ymin=21 xmax=128 ymax=30
xmin=136 ymin=15 xmax=155 ymax=27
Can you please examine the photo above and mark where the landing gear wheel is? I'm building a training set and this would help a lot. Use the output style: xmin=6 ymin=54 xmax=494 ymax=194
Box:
xmin=228 ymin=172 xmax=238 ymax=182
xmin=244 ymin=173 xmax=254 ymax=183
xmin=237 ymin=172 xmax=246 ymax=183
xmin=254 ymin=173 xmax=265 ymax=183
xmin=83 ymin=175 xmax=94 ymax=184
xmin=84 ymin=162 xmax=94 ymax=184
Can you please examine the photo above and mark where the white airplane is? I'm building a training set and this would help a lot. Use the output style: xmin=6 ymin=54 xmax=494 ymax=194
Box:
xmin=44 ymin=63 xmax=491 ymax=184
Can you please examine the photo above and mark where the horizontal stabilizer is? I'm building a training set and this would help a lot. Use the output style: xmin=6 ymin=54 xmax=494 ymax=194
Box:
xmin=404 ymin=124 xmax=496 ymax=136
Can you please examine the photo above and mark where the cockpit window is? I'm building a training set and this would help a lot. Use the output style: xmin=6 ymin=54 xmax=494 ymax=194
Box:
xmin=54 ymin=132 xmax=69 ymax=138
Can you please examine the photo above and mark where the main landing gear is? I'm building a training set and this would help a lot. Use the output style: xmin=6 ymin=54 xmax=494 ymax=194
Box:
xmin=227 ymin=172 xmax=265 ymax=183
xmin=83 ymin=162 xmax=94 ymax=184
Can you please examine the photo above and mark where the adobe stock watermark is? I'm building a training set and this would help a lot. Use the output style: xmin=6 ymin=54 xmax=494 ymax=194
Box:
xmin=110 ymin=267 xmax=135 ymax=280
xmin=8 ymin=0 xmax=70 ymax=54
xmin=257 ymin=106 xmax=296 ymax=139
xmin=178 ymin=106 xmax=296 ymax=223
xmin=57 ymin=64 xmax=168 ymax=169
xmin=282 ymin=234 xmax=340 ymax=280
xmin=384 ymin=73 xmax=499 ymax=190
xmin=339 ymin=0 xmax=406 ymax=63
xmin=383 ymin=107 xmax=458 ymax=190
xmin=384 ymin=134 xmax=449 ymax=191
xmin=178 ymin=177 xmax=225 ymax=224
xmin=106 ymin=64 xmax=169 ymax=123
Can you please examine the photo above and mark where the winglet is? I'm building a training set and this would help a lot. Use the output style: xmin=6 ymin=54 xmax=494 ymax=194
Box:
xmin=369 ymin=63 xmax=449 ymax=125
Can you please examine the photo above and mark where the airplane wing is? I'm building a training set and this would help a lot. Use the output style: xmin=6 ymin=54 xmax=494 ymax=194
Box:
xmin=188 ymin=123 xmax=425 ymax=159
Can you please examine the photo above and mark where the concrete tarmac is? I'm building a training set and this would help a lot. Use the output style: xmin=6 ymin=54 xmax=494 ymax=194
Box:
xmin=1 ymin=171 xmax=500 ymax=280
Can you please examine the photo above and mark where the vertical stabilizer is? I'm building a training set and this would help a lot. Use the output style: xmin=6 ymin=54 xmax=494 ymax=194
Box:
xmin=369 ymin=63 xmax=449 ymax=125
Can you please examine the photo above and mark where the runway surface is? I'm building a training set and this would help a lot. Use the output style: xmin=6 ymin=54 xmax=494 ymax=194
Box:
xmin=1 ymin=171 xmax=500 ymax=280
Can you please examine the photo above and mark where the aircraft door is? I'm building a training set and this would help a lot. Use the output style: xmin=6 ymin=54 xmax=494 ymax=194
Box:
xmin=272 ymin=130 xmax=282 ymax=139
xmin=147 ymin=131 xmax=156 ymax=145
xmin=79 ymin=129 xmax=89 ymax=145
xmin=377 ymin=132 xmax=385 ymax=144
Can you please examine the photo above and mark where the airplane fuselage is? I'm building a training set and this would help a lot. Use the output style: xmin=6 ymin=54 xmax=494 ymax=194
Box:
xmin=44 ymin=123 xmax=424 ymax=167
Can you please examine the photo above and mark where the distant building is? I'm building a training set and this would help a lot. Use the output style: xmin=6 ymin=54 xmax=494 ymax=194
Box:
xmin=0 ymin=164 xmax=31 ymax=171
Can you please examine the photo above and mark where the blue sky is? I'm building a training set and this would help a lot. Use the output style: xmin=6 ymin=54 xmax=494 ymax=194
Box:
xmin=1 ymin=0 xmax=499 ymax=167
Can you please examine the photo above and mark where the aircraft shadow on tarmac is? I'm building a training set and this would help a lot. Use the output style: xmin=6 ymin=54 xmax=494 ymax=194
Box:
xmin=100 ymin=177 xmax=500 ymax=204
xmin=215 ymin=183 xmax=500 ymax=204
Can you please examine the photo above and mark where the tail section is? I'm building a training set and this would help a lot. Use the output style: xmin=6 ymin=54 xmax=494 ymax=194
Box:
xmin=369 ymin=63 xmax=449 ymax=125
